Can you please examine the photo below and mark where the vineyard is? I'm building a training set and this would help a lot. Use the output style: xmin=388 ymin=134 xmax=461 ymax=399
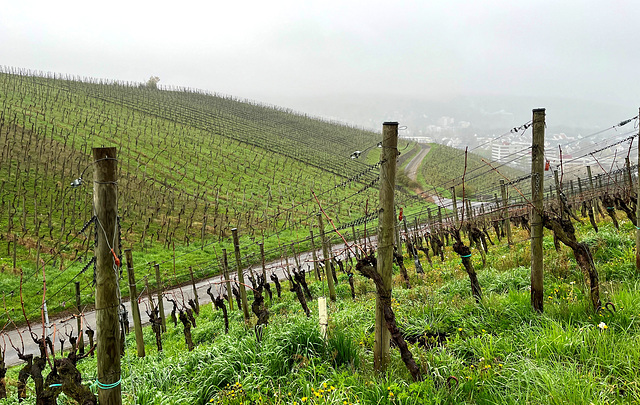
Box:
xmin=1 ymin=66 xmax=640 ymax=404
xmin=0 ymin=67 xmax=434 ymax=326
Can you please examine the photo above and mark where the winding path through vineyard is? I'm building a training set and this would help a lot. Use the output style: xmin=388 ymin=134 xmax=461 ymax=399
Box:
xmin=404 ymin=144 xmax=430 ymax=182
xmin=404 ymin=143 xmax=496 ymax=212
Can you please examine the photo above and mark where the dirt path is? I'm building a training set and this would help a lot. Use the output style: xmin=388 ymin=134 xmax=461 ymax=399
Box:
xmin=402 ymin=144 xmax=495 ymax=213
xmin=404 ymin=144 xmax=430 ymax=182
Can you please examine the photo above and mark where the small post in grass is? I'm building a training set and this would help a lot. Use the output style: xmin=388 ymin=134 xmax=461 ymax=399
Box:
xmin=125 ymin=250 xmax=145 ymax=358
xmin=232 ymin=228 xmax=251 ymax=323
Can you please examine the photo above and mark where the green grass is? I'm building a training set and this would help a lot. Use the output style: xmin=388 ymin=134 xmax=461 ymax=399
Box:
xmin=5 ymin=212 xmax=640 ymax=404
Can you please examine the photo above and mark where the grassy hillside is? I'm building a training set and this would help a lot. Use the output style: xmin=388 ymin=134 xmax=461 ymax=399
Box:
xmin=5 ymin=209 xmax=639 ymax=404
xmin=419 ymin=143 xmax=526 ymax=200
xmin=0 ymin=68 xmax=425 ymax=322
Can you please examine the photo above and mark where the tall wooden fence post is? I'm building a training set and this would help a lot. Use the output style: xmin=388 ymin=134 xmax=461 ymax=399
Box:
xmin=317 ymin=213 xmax=337 ymax=301
xmin=125 ymin=249 xmax=145 ymax=357
xmin=232 ymin=228 xmax=251 ymax=323
xmin=93 ymin=146 xmax=122 ymax=404
xmin=530 ymin=109 xmax=545 ymax=313
xmin=636 ymin=107 xmax=640 ymax=272
xmin=374 ymin=121 xmax=398 ymax=372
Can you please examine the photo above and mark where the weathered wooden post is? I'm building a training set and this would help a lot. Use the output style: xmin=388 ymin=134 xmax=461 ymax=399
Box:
xmin=74 ymin=282 xmax=85 ymax=356
xmin=125 ymin=249 xmax=145 ymax=357
xmin=374 ymin=121 xmax=398 ymax=372
xmin=451 ymin=186 xmax=459 ymax=227
xmin=531 ymin=109 xmax=545 ymax=313
xmin=587 ymin=166 xmax=600 ymax=218
xmin=636 ymin=107 xmax=640 ymax=272
xmin=93 ymin=146 xmax=122 ymax=404
xmin=351 ymin=225 xmax=359 ymax=259
xmin=317 ymin=213 xmax=336 ymax=301
xmin=309 ymin=230 xmax=321 ymax=281
xmin=232 ymin=228 xmax=251 ymax=323
xmin=500 ymin=179 xmax=513 ymax=246
xmin=395 ymin=213 xmax=402 ymax=256
xmin=222 ymin=249 xmax=234 ymax=310
xmin=554 ymin=170 xmax=565 ymax=220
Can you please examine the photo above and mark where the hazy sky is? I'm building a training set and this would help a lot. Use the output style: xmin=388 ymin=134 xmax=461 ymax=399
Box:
xmin=1 ymin=0 xmax=639 ymax=115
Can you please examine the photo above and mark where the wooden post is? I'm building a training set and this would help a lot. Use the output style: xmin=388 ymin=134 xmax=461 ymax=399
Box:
xmin=587 ymin=166 xmax=600 ymax=218
xmin=531 ymin=109 xmax=545 ymax=313
xmin=309 ymin=230 xmax=321 ymax=281
xmin=75 ymin=282 xmax=85 ymax=356
xmin=125 ymin=250 xmax=145 ymax=357
xmin=146 ymin=273 xmax=155 ymax=310
xmin=500 ymin=180 xmax=513 ymax=246
xmin=317 ymin=213 xmax=337 ymax=301
xmin=374 ymin=121 xmax=398 ymax=372
xmin=188 ymin=266 xmax=200 ymax=314
xmin=351 ymin=225 xmax=359 ymax=259
xmin=318 ymin=297 xmax=328 ymax=339
xmin=578 ymin=177 xmax=583 ymax=195
xmin=93 ymin=146 xmax=122 ymax=404
xmin=437 ymin=206 xmax=444 ymax=244
xmin=636 ymin=107 xmax=640 ymax=272
xmin=231 ymin=228 xmax=250 ymax=323
xmin=570 ymin=179 xmax=575 ymax=197
xmin=395 ymin=213 xmax=402 ymax=255
xmin=451 ymin=186 xmax=459 ymax=227
xmin=154 ymin=263 xmax=166 ymax=332
xmin=222 ymin=249 xmax=233 ymax=310
xmin=554 ymin=170 xmax=565 ymax=220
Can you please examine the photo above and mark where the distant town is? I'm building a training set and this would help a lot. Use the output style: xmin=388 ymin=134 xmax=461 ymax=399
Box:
xmin=401 ymin=115 xmax=635 ymax=177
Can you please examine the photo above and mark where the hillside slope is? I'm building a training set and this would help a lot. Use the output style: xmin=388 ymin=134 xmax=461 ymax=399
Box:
xmin=0 ymin=68 xmax=421 ymax=320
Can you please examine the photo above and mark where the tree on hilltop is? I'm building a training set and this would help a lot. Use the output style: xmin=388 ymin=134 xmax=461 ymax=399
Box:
xmin=145 ymin=76 xmax=160 ymax=90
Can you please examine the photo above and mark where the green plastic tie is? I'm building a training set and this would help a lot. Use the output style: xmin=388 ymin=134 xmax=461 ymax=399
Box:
xmin=96 ymin=378 xmax=121 ymax=390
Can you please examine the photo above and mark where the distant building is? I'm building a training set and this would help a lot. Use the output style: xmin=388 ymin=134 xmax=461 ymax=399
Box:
xmin=491 ymin=141 xmax=530 ymax=169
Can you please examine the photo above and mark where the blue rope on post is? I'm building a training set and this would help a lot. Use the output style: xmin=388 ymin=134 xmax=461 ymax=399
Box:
xmin=460 ymin=254 xmax=471 ymax=258
xmin=96 ymin=377 xmax=122 ymax=390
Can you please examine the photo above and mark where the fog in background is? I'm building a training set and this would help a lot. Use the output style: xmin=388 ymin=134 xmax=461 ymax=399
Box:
xmin=1 ymin=0 xmax=638 ymax=137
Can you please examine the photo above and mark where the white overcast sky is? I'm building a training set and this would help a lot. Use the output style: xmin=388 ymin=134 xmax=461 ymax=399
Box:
xmin=1 ymin=0 xmax=639 ymax=114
